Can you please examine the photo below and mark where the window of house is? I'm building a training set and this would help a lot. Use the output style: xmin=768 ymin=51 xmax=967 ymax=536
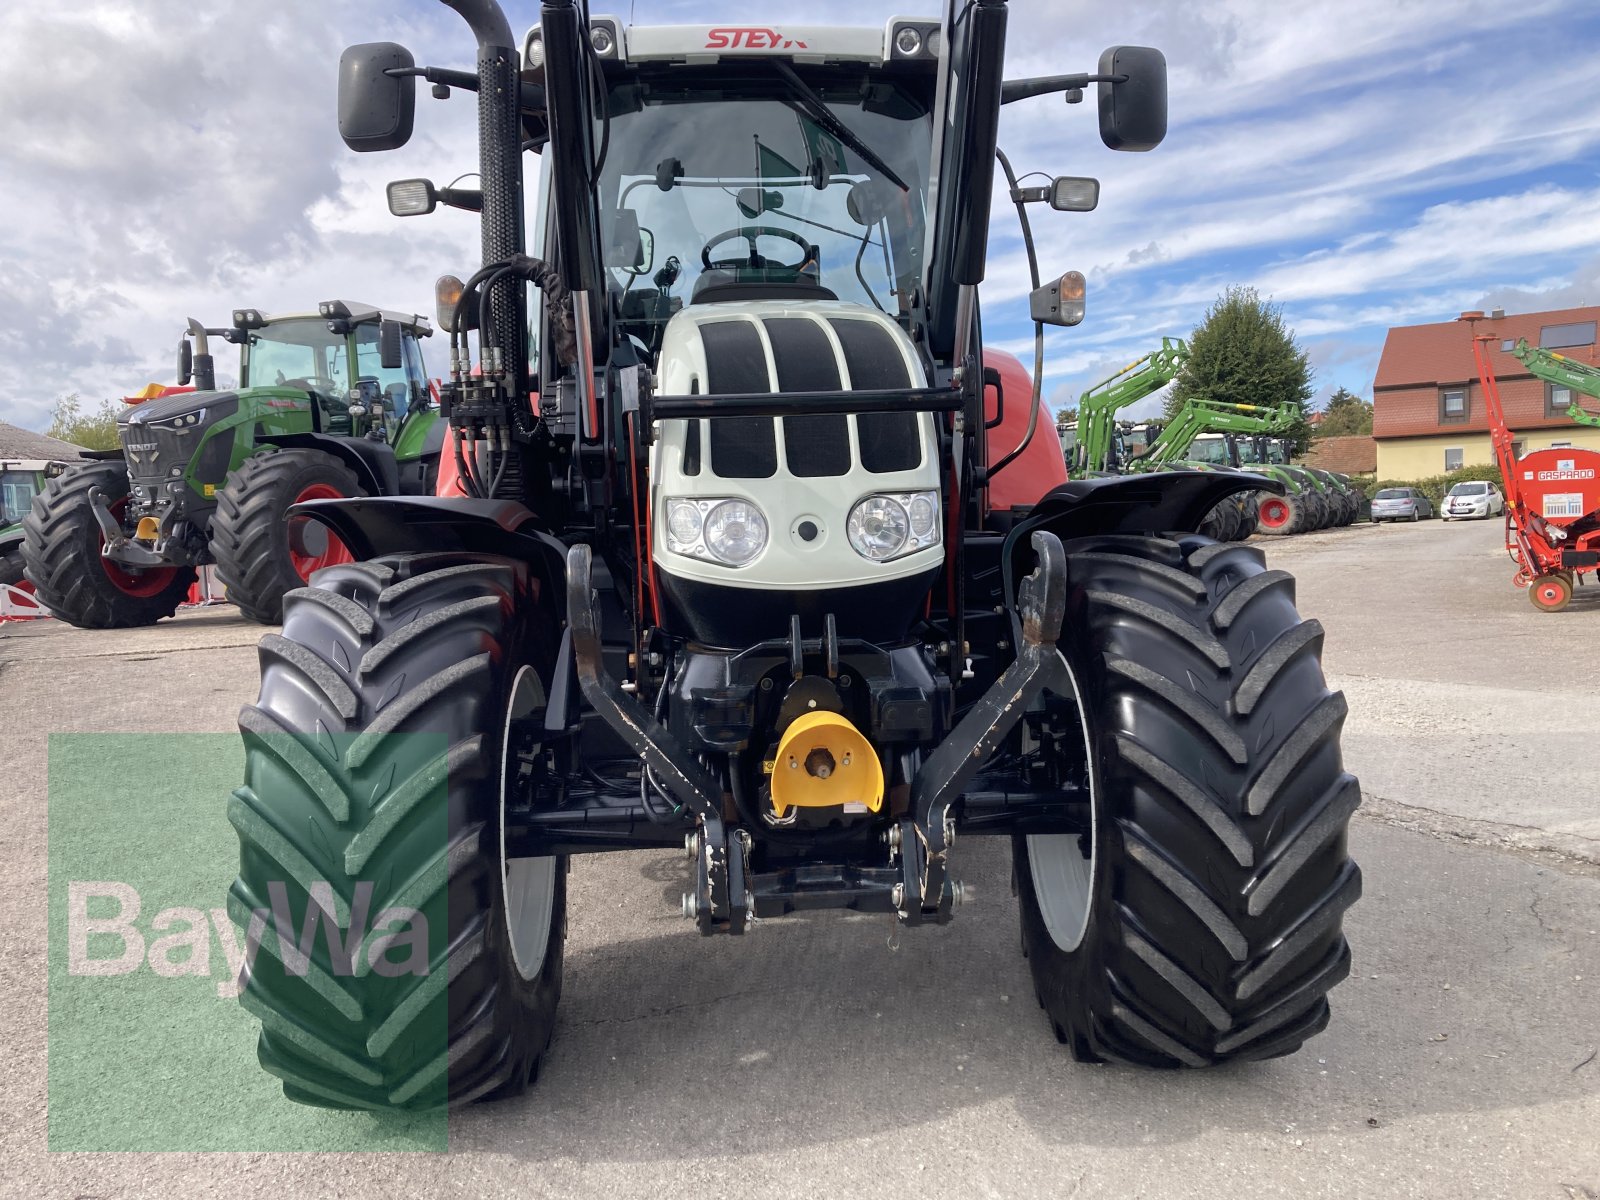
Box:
xmin=1548 ymin=382 xmax=1575 ymax=416
xmin=1439 ymin=387 xmax=1467 ymax=422
xmin=1550 ymin=440 xmax=1573 ymax=449
xmin=1444 ymin=448 xmax=1463 ymax=472
xmin=1539 ymin=321 xmax=1596 ymax=349
xmin=1501 ymin=339 xmax=1516 ymax=352
xmin=1512 ymin=439 xmax=1526 ymax=459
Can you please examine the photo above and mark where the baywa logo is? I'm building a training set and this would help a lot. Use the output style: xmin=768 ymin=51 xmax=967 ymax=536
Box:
xmin=67 ymin=880 xmax=430 ymax=997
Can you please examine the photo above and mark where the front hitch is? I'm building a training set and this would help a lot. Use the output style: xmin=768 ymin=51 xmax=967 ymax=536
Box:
xmin=563 ymin=532 xmax=1074 ymax=932
xmin=901 ymin=529 xmax=1073 ymax=924
xmin=565 ymin=544 xmax=749 ymax=934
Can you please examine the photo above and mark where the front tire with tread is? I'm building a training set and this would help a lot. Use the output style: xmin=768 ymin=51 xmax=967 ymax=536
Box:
xmin=211 ymin=448 xmax=364 ymax=624
xmin=1017 ymin=534 xmax=1360 ymax=1067
xmin=230 ymin=553 xmax=564 ymax=1109
xmin=19 ymin=461 xmax=194 ymax=628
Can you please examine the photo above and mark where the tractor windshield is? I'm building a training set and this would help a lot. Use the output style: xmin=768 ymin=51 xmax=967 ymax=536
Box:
xmin=594 ymin=67 xmax=934 ymax=348
xmin=242 ymin=319 xmax=351 ymax=396
xmin=1 ymin=469 xmax=38 ymax=526
xmin=1187 ymin=437 xmax=1231 ymax=465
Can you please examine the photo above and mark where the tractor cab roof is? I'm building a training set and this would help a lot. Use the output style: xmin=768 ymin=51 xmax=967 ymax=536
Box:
xmin=526 ymin=16 xmax=943 ymax=70
xmin=231 ymin=303 xmax=433 ymax=337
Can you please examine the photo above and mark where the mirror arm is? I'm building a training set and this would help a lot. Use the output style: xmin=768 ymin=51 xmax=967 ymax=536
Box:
xmin=386 ymin=65 xmax=481 ymax=93
xmin=1000 ymin=72 xmax=1126 ymax=105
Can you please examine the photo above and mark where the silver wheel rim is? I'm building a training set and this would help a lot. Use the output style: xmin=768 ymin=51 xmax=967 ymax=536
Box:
xmin=1026 ymin=650 xmax=1098 ymax=953
xmin=501 ymin=665 xmax=556 ymax=981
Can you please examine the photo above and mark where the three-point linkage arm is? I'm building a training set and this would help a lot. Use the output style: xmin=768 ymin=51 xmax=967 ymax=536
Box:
xmin=1511 ymin=338 xmax=1600 ymax=428
xmin=1132 ymin=397 xmax=1302 ymax=467
xmin=1070 ymin=337 xmax=1188 ymax=474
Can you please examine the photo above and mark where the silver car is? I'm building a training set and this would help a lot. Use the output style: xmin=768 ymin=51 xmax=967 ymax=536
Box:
xmin=1370 ymin=486 xmax=1434 ymax=522
xmin=1442 ymin=480 xmax=1505 ymax=521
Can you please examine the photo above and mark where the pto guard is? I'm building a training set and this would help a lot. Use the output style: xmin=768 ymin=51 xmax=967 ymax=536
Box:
xmin=770 ymin=711 xmax=884 ymax=818
xmin=566 ymin=530 xmax=1073 ymax=931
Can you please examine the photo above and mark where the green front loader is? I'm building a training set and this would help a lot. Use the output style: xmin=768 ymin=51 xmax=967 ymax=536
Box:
xmin=22 ymin=303 xmax=444 ymax=627
xmin=1511 ymin=337 xmax=1600 ymax=427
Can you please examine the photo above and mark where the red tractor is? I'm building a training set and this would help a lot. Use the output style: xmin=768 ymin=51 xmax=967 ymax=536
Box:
xmin=1466 ymin=317 xmax=1600 ymax=611
xmin=223 ymin=1 xmax=1361 ymax=1109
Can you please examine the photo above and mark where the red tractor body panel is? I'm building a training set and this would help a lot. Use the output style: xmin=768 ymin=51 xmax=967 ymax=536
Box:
xmin=983 ymin=349 xmax=1069 ymax=513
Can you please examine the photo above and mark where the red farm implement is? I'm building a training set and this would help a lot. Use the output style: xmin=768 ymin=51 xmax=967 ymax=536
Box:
xmin=1465 ymin=316 xmax=1600 ymax=612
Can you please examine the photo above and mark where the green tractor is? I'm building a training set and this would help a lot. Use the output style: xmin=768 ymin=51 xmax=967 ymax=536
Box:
xmin=1236 ymin=435 xmax=1358 ymax=534
xmin=1124 ymin=397 xmax=1304 ymax=541
xmin=2 ymin=457 xmax=69 ymax=603
xmin=22 ymin=303 xmax=443 ymax=627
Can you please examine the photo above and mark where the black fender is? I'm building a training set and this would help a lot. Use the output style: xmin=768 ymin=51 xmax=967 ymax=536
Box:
xmin=267 ymin=433 xmax=399 ymax=497
xmin=290 ymin=496 xmax=569 ymax=615
xmin=0 ymin=528 xmax=23 ymax=556
xmin=1001 ymin=470 xmax=1282 ymax=604
xmin=80 ymin=448 xmax=126 ymax=461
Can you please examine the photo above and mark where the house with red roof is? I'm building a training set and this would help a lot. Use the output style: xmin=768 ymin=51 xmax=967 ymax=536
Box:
xmin=1372 ymin=305 xmax=1600 ymax=479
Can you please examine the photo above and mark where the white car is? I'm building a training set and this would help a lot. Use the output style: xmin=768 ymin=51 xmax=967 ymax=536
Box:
xmin=1442 ymin=480 xmax=1505 ymax=521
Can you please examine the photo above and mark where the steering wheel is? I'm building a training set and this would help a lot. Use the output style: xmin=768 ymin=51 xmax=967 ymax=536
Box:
xmin=701 ymin=225 xmax=813 ymax=273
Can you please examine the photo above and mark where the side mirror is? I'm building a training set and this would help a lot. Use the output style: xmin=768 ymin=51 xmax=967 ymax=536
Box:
xmin=1097 ymin=46 xmax=1167 ymax=152
xmin=176 ymin=338 xmax=192 ymax=386
xmin=378 ymin=320 xmax=405 ymax=371
xmin=605 ymin=209 xmax=652 ymax=274
xmin=1031 ymin=271 xmax=1086 ymax=328
xmin=735 ymin=187 xmax=785 ymax=219
xmin=338 ymin=43 xmax=416 ymax=153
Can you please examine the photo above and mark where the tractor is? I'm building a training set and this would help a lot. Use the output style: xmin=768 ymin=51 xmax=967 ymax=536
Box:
xmin=1236 ymin=435 xmax=1359 ymax=534
xmin=1122 ymin=397 xmax=1305 ymax=540
xmin=21 ymin=304 xmax=442 ymax=627
xmin=228 ymin=1 xmax=1361 ymax=1108
xmin=1 ymin=457 xmax=68 ymax=610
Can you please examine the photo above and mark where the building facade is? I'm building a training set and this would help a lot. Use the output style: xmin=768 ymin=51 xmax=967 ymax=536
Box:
xmin=1372 ymin=306 xmax=1600 ymax=480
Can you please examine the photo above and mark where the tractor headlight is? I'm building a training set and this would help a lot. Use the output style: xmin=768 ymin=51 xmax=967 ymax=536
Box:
xmin=666 ymin=500 xmax=703 ymax=550
xmin=704 ymin=499 xmax=768 ymax=566
xmin=664 ymin=496 xmax=769 ymax=567
xmin=847 ymin=491 xmax=941 ymax=562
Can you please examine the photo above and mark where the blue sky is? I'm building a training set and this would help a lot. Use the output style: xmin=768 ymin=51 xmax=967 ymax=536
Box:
xmin=3 ymin=0 xmax=1600 ymax=428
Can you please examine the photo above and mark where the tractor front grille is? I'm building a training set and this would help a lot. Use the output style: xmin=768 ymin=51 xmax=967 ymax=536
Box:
xmin=119 ymin=421 xmax=194 ymax=487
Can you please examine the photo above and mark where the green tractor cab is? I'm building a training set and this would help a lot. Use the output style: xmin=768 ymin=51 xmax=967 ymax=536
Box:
xmin=22 ymin=303 xmax=444 ymax=627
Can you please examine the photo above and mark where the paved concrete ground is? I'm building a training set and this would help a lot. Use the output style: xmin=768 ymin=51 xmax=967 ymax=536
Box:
xmin=1 ymin=521 xmax=1597 ymax=1199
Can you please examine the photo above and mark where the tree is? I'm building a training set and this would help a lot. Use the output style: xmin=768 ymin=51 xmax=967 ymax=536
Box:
xmin=1166 ymin=286 xmax=1315 ymax=452
xmin=45 ymin=394 xmax=124 ymax=452
xmin=1315 ymin=387 xmax=1373 ymax=437
xmin=1054 ymin=406 xmax=1078 ymax=433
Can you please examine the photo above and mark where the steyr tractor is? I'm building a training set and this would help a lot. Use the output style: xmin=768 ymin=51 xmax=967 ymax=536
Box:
xmin=22 ymin=305 xmax=442 ymax=627
xmin=228 ymin=1 xmax=1361 ymax=1109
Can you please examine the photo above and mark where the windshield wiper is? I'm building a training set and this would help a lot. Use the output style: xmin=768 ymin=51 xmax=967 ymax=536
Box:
xmin=771 ymin=60 xmax=909 ymax=193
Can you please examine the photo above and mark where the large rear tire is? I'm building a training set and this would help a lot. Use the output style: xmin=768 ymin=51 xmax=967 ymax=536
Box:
xmin=211 ymin=448 xmax=364 ymax=624
xmin=230 ymin=553 xmax=565 ymax=1108
xmin=19 ymin=461 xmax=195 ymax=628
xmin=1017 ymin=534 xmax=1360 ymax=1066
